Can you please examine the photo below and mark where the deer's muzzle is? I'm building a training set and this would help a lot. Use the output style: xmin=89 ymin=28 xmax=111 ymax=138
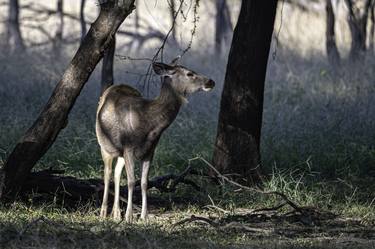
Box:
xmin=203 ymin=79 xmax=215 ymax=91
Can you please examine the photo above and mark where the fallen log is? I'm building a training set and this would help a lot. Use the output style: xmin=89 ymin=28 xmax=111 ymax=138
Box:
xmin=17 ymin=165 xmax=199 ymax=207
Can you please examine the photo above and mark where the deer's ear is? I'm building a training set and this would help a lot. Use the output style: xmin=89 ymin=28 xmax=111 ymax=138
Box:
xmin=152 ymin=62 xmax=175 ymax=76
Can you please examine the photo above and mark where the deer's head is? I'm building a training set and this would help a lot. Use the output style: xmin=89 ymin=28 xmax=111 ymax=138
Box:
xmin=153 ymin=62 xmax=215 ymax=97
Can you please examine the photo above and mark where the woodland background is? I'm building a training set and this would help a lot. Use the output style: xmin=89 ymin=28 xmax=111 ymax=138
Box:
xmin=0 ymin=0 xmax=375 ymax=248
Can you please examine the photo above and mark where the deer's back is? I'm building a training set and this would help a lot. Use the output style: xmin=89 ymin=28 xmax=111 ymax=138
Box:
xmin=96 ymin=84 xmax=150 ymax=156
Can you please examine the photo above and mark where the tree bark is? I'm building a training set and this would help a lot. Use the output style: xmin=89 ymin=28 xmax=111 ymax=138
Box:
xmin=2 ymin=0 xmax=136 ymax=198
xmin=215 ymin=0 xmax=232 ymax=54
xmin=80 ymin=0 xmax=87 ymax=41
xmin=7 ymin=0 xmax=25 ymax=52
xmin=344 ymin=0 xmax=372 ymax=61
xmin=325 ymin=0 xmax=341 ymax=66
xmin=101 ymin=35 xmax=116 ymax=94
xmin=212 ymin=0 xmax=278 ymax=185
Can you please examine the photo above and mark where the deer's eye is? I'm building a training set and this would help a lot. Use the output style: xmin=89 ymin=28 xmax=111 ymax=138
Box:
xmin=187 ymin=72 xmax=194 ymax=77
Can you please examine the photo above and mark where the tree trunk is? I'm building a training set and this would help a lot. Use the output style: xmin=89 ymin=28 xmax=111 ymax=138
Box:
xmin=215 ymin=0 xmax=232 ymax=54
xmin=80 ymin=0 xmax=87 ymax=41
xmin=53 ymin=0 xmax=64 ymax=55
xmin=344 ymin=0 xmax=372 ymax=61
xmin=170 ymin=0 xmax=176 ymax=41
xmin=7 ymin=0 xmax=25 ymax=52
xmin=325 ymin=0 xmax=341 ymax=66
xmin=134 ymin=0 xmax=139 ymax=32
xmin=101 ymin=36 xmax=116 ymax=94
xmin=212 ymin=0 xmax=278 ymax=185
xmin=369 ymin=2 xmax=375 ymax=52
xmin=1 ymin=0 xmax=136 ymax=198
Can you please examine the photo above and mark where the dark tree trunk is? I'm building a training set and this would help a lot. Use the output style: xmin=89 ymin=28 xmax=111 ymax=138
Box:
xmin=344 ymin=0 xmax=372 ymax=61
xmin=101 ymin=36 xmax=116 ymax=94
xmin=1 ymin=0 xmax=136 ymax=198
xmin=7 ymin=0 xmax=25 ymax=52
xmin=53 ymin=0 xmax=64 ymax=55
xmin=215 ymin=0 xmax=232 ymax=54
xmin=212 ymin=0 xmax=278 ymax=185
xmin=80 ymin=0 xmax=87 ymax=41
xmin=325 ymin=0 xmax=341 ymax=66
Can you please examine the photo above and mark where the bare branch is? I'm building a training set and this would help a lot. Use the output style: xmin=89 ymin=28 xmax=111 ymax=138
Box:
xmin=196 ymin=156 xmax=305 ymax=214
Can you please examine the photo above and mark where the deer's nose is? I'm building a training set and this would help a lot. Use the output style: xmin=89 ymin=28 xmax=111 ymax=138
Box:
xmin=205 ymin=79 xmax=215 ymax=89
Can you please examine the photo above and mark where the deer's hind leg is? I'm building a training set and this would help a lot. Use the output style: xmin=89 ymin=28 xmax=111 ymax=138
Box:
xmin=112 ymin=156 xmax=125 ymax=221
xmin=123 ymin=150 xmax=135 ymax=223
xmin=100 ymin=148 xmax=114 ymax=218
xmin=141 ymin=160 xmax=150 ymax=220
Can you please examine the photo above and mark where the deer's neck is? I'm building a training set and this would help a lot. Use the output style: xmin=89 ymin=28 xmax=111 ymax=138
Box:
xmin=151 ymin=78 xmax=183 ymax=127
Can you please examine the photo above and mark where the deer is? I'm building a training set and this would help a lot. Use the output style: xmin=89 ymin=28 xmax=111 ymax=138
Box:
xmin=96 ymin=61 xmax=215 ymax=222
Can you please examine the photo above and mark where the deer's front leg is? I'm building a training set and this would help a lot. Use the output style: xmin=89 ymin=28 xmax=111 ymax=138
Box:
xmin=100 ymin=149 xmax=113 ymax=218
xmin=141 ymin=160 xmax=150 ymax=220
xmin=124 ymin=150 xmax=135 ymax=223
xmin=112 ymin=157 xmax=125 ymax=221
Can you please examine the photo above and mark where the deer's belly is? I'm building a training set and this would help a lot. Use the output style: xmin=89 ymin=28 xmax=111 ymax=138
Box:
xmin=97 ymin=124 xmax=153 ymax=158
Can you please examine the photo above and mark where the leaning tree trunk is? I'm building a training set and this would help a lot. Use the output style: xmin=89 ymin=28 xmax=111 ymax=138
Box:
xmin=344 ymin=0 xmax=372 ymax=61
xmin=325 ymin=0 xmax=341 ymax=66
xmin=212 ymin=0 xmax=278 ymax=185
xmin=101 ymin=35 xmax=116 ymax=94
xmin=80 ymin=0 xmax=87 ymax=41
xmin=7 ymin=0 xmax=25 ymax=52
xmin=1 ymin=0 xmax=135 ymax=198
xmin=215 ymin=0 xmax=232 ymax=54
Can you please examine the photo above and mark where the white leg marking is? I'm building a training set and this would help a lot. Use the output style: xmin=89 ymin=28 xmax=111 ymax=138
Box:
xmin=100 ymin=149 xmax=113 ymax=218
xmin=112 ymin=157 xmax=125 ymax=221
xmin=124 ymin=151 xmax=135 ymax=223
xmin=141 ymin=160 xmax=150 ymax=221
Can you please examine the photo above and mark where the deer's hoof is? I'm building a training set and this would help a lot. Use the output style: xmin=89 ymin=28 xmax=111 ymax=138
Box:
xmin=112 ymin=208 xmax=122 ymax=221
xmin=125 ymin=212 xmax=133 ymax=223
xmin=100 ymin=207 xmax=107 ymax=218
xmin=140 ymin=213 xmax=148 ymax=222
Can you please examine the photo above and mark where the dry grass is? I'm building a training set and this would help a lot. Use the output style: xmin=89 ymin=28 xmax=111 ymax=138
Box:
xmin=0 ymin=200 xmax=374 ymax=249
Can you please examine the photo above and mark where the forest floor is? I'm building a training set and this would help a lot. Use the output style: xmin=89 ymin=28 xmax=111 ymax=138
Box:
xmin=1 ymin=197 xmax=375 ymax=249
xmin=1 ymin=172 xmax=375 ymax=249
